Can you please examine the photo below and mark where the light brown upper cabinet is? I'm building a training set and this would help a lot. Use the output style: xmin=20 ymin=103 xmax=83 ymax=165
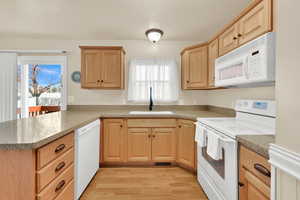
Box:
xmin=177 ymin=119 xmax=196 ymax=170
xmin=208 ymin=39 xmax=219 ymax=87
xmin=181 ymin=0 xmax=273 ymax=89
xmin=80 ymin=46 xmax=125 ymax=89
xmin=219 ymin=0 xmax=272 ymax=56
xmin=238 ymin=0 xmax=272 ymax=46
xmin=218 ymin=23 xmax=239 ymax=56
xmin=181 ymin=44 xmax=208 ymax=90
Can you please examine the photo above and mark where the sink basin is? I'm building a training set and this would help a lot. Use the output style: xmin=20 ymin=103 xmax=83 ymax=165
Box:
xmin=129 ymin=111 xmax=174 ymax=115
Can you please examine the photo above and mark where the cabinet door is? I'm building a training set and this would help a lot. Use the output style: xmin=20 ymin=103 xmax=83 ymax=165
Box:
xmin=208 ymin=39 xmax=219 ymax=87
xmin=103 ymin=119 xmax=125 ymax=162
xmin=127 ymin=128 xmax=152 ymax=162
xmin=183 ymin=46 xmax=208 ymax=89
xmin=177 ymin=120 xmax=196 ymax=169
xmin=219 ymin=23 xmax=239 ymax=56
xmin=101 ymin=50 xmax=123 ymax=89
xmin=81 ymin=50 xmax=102 ymax=88
xmin=151 ymin=128 xmax=176 ymax=162
xmin=238 ymin=0 xmax=272 ymax=46
xmin=240 ymin=169 xmax=270 ymax=200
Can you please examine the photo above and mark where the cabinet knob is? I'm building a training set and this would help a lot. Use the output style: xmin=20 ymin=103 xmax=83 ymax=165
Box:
xmin=178 ymin=125 xmax=182 ymax=128
xmin=238 ymin=33 xmax=242 ymax=37
xmin=101 ymin=80 xmax=104 ymax=83
xmin=97 ymin=80 xmax=100 ymax=83
xmin=148 ymin=134 xmax=151 ymax=138
xmin=152 ymin=135 xmax=156 ymax=138
xmin=120 ymin=125 xmax=123 ymax=128
xmin=233 ymin=36 xmax=238 ymax=40
xmin=186 ymin=80 xmax=190 ymax=83
xmin=238 ymin=182 xmax=244 ymax=187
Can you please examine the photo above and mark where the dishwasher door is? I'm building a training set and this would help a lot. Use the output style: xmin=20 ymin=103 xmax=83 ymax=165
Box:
xmin=75 ymin=119 xmax=100 ymax=199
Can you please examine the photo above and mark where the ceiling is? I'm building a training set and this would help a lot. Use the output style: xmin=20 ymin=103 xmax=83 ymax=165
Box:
xmin=1 ymin=0 xmax=251 ymax=41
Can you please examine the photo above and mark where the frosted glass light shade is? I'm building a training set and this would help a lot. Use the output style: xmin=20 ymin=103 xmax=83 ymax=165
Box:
xmin=145 ymin=29 xmax=164 ymax=43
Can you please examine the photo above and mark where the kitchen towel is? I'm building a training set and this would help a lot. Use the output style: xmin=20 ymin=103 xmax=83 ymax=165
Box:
xmin=206 ymin=130 xmax=222 ymax=160
xmin=195 ymin=122 xmax=207 ymax=147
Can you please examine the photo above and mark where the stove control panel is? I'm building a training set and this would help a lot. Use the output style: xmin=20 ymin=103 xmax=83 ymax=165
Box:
xmin=235 ymin=100 xmax=276 ymax=117
xmin=253 ymin=101 xmax=268 ymax=110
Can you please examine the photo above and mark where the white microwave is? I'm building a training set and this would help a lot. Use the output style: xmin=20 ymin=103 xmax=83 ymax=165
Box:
xmin=215 ymin=32 xmax=276 ymax=87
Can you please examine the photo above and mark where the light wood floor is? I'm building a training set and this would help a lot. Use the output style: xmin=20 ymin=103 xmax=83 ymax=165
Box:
xmin=80 ymin=167 xmax=208 ymax=200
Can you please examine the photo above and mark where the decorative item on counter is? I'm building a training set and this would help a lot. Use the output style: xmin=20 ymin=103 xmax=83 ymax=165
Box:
xmin=71 ymin=71 xmax=81 ymax=83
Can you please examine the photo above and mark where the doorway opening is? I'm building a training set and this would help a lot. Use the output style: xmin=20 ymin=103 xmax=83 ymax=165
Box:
xmin=17 ymin=56 xmax=67 ymax=118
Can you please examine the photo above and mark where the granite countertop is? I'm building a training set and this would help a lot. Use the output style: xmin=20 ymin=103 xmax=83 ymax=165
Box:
xmin=237 ymin=135 xmax=275 ymax=159
xmin=0 ymin=109 xmax=229 ymax=150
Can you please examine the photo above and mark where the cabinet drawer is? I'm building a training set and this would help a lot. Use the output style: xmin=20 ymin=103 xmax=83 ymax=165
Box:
xmin=37 ymin=148 xmax=74 ymax=192
xmin=127 ymin=119 xmax=176 ymax=128
xmin=37 ymin=164 xmax=74 ymax=200
xmin=37 ymin=133 xmax=74 ymax=170
xmin=54 ymin=180 xmax=74 ymax=200
xmin=240 ymin=146 xmax=271 ymax=186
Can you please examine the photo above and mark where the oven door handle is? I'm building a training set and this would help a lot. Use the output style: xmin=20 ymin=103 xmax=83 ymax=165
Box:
xmin=219 ymin=137 xmax=235 ymax=143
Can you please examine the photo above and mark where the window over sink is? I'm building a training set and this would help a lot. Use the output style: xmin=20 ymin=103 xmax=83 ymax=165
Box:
xmin=128 ymin=58 xmax=179 ymax=103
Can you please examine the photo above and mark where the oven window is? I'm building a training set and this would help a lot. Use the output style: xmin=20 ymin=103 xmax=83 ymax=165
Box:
xmin=202 ymin=147 xmax=225 ymax=179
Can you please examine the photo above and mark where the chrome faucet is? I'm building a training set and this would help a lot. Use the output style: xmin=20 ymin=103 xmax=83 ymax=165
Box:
xmin=149 ymin=87 xmax=154 ymax=111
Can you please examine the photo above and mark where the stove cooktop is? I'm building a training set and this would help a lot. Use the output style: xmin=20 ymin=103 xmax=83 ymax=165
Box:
xmin=197 ymin=117 xmax=275 ymax=139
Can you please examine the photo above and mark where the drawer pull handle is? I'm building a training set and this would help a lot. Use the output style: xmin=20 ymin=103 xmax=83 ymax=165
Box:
xmin=55 ymin=180 xmax=66 ymax=193
xmin=55 ymin=144 xmax=66 ymax=154
xmin=55 ymin=162 xmax=66 ymax=173
xmin=254 ymin=163 xmax=271 ymax=177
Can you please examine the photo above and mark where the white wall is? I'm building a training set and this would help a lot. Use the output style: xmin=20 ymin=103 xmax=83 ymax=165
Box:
xmin=274 ymin=0 xmax=300 ymax=199
xmin=207 ymin=86 xmax=275 ymax=109
xmin=0 ymin=37 xmax=208 ymax=105
xmin=275 ymin=0 xmax=300 ymax=154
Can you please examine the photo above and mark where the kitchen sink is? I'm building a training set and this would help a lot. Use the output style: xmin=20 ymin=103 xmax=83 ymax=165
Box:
xmin=129 ymin=111 xmax=174 ymax=115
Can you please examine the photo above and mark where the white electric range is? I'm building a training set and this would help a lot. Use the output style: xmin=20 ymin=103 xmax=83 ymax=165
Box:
xmin=195 ymin=100 xmax=276 ymax=200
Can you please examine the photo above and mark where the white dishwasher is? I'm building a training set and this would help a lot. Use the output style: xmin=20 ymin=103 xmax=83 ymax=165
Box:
xmin=75 ymin=119 xmax=100 ymax=200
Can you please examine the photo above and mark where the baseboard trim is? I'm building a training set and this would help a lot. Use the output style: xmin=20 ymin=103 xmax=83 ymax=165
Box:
xmin=269 ymin=143 xmax=300 ymax=180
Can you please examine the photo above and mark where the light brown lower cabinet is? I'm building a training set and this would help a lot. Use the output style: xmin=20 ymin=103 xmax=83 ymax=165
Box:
xmin=103 ymin=118 xmax=194 ymax=168
xmin=127 ymin=128 xmax=152 ymax=162
xmin=103 ymin=119 xmax=126 ymax=162
xmin=239 ymin=146 xmax=271 ymax=200
xmin=126 ymin=127 xmax=176 ymax=162
xmin=0 ymin=132 xmax=75 ymax=200
xmin=151 ymin=128 xmax=176 ymax=162
xmin=177 ymin=119 xmax=196 ymax=170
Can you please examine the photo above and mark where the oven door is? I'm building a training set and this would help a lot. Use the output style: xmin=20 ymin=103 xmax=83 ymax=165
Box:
xmin=197 ymin=127 xmax=238 ymax=200
xmin=215 ymin=55 xmax=248 ymax=87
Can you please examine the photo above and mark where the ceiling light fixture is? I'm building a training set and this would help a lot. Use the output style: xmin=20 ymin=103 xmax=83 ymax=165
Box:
xmin=145 ymin=28 xmax=164 ymax=43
